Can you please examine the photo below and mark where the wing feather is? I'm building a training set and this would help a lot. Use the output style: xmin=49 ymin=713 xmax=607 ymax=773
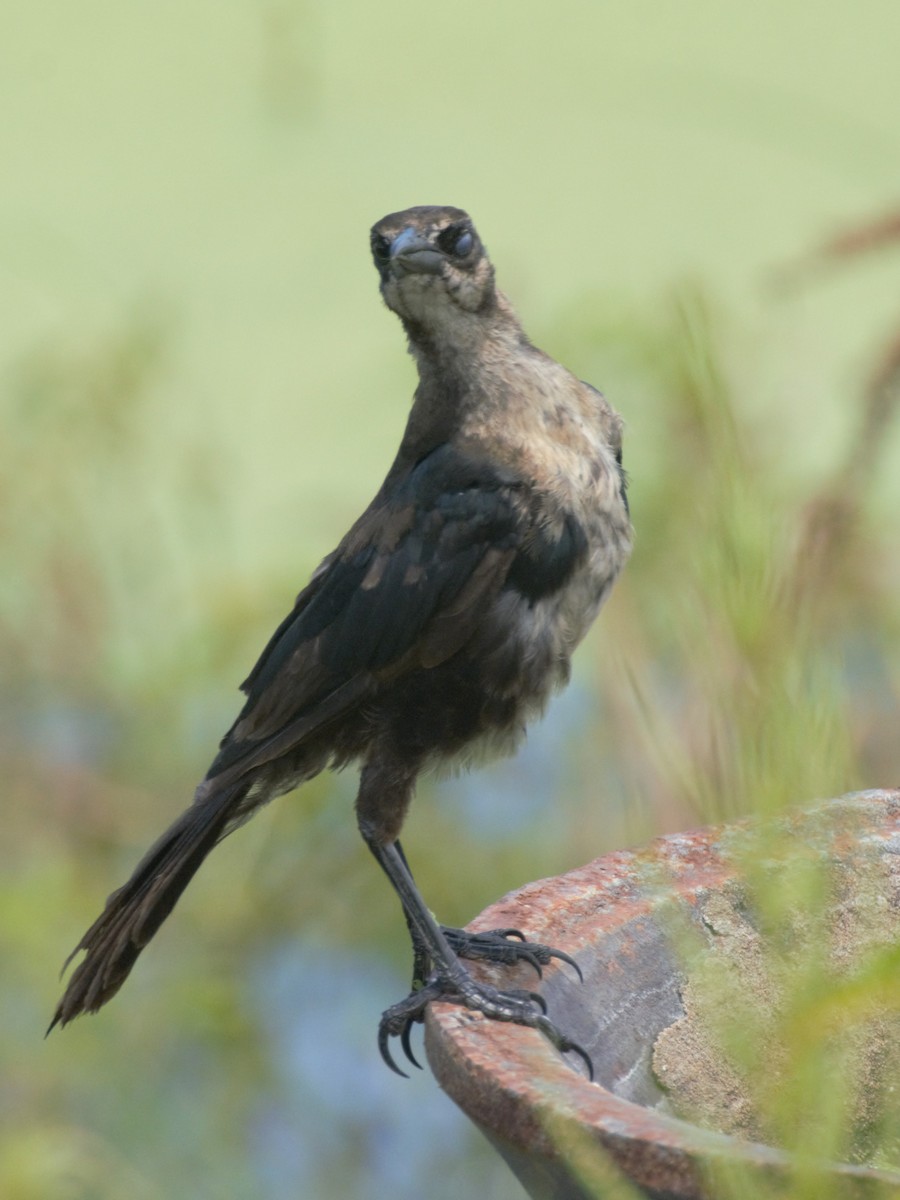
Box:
xmin=208 ymin=444 xmax=530 ymax=775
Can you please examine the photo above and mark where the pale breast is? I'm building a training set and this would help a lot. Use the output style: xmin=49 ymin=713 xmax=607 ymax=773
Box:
xmin=461 ymin=342 xmax=632 ymax=670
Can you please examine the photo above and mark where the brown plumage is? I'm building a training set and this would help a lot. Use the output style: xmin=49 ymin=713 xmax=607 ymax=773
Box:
xmin=51 ymin=205 xmax=632 ymax=1074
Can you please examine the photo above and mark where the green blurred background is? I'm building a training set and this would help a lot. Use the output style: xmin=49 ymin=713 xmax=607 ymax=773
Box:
xmin=3 ymin=1 xmax=900 ymax=1196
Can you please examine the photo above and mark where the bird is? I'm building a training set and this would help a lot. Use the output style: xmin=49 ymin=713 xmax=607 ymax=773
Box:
xmin=50 ymin=205 xmax=632 ymax=1075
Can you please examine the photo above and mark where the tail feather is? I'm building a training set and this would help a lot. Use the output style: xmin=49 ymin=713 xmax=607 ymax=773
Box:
xmin=49 ymin=780 xmax=248 ymax=1031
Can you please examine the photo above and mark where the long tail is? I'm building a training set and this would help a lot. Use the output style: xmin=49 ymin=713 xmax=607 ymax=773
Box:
xmin=49 ymin=778 xmax=250 ymax=1031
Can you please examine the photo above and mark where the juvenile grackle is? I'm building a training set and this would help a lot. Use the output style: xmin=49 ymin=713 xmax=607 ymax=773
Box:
xmin=51 ymin=206 xmax=632 ymax=1075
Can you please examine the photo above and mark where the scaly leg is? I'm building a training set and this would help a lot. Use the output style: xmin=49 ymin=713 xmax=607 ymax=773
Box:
xmin=364 ymin=834 xmax=592 ymax=1079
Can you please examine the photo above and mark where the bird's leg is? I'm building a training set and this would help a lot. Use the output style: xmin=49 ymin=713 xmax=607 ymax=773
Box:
xmin=394 ymin=840 xmax=582 ymax=989
xmin=394 ymin=840 xmax=432 ymax=992
xmin=361 ymin=827 xmax=592 ymax=1080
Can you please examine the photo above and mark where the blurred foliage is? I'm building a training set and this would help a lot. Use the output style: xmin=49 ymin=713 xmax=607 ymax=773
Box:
xmin=3 ymin=1 xmax=900 ymax=1198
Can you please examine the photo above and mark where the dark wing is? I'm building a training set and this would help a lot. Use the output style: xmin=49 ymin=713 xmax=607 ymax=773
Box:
xmin=206 ymin=443 xmax=534 ymax=779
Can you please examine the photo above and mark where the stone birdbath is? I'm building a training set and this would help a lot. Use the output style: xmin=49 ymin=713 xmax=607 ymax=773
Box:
xmin=425 ymin=790 xmax=900 ymax=1199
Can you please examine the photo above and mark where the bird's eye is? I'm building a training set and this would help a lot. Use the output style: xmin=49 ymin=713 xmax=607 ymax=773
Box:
xmin=437 ymin=224 xmax=474 ymax=258
xmin=454 ymin=230 xmax=473 ymax=256
xmin=371 ymin=233 xmax=392 ymax=265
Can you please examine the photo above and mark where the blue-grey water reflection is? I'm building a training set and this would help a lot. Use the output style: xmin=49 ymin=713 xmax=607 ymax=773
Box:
xmin=250 ymin=944 xmax=519 ymax=1199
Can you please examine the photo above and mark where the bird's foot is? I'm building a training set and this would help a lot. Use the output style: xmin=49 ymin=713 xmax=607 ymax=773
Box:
xmin=378 ymin=969 xmax=593 ymax=1080
xmin=441 ymin=925 xmax=583 ymax=981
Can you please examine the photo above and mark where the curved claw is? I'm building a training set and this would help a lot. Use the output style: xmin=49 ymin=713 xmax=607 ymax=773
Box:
xmin=565 ymin=1038 xmax=594 ymax=1082
xmin=535 ymin=1014 xmax=594 ymax=1081
xmin=379 ymin=1024 xmax=409 ymax=1079
xmin=516 ymin=948 xmax=544 ymax=979
xmin=379 ymin=979 xmax=441 ymax=1077
xmin=400 ymin=1019 xmax=423 ymax=1070
xmin=548 ymin=946 xmax=584 ymax=983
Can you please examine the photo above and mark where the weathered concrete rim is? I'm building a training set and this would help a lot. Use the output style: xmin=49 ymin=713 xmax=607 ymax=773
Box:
xmin=425 ymin=789 xmax=900 ymax=1198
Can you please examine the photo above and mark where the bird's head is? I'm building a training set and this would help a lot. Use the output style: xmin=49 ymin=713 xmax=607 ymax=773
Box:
xmin=369 ymin=206 xmax=497 ymax=336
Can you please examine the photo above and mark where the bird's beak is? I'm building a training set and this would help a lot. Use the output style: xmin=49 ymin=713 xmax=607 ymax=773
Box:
xmin=389 ymin=227 xmax=445 ymax=276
